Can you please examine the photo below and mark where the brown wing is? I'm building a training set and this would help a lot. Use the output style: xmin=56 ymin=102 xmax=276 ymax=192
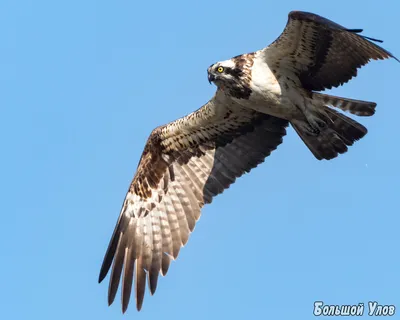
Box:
xmin=98 ymin=92 xmax=289 ymax=313
xmin=263 ymin=11 xmax=399 ymax=91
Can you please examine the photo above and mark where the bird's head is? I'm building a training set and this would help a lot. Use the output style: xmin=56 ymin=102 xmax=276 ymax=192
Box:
xmin=207 ymin=59 xmax=241 ymax=86
xmin=207 ymin=54 xmax=254 ymax=99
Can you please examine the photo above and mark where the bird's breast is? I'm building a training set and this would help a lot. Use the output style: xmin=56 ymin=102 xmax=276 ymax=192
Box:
xmin=250 ymin=57 xmax=283 ymax=104
xmin=231 ymin=54 xmax=302 ymax=119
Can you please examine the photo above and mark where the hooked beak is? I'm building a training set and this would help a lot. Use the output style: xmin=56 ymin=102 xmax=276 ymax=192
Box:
xmin=208 ymin=73 xmax=215 ymax=84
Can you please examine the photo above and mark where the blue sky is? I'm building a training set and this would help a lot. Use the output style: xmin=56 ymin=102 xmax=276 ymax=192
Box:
xmin=1 ymin=0 xmax=399 ymax=319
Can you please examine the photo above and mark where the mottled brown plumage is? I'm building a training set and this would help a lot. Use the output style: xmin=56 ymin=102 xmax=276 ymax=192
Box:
xmin=99 ymin=94 xmax=288 ymax=312
xmin=267 ymin=11 xmax=398 ymax=91
xmin=99 ymin=11 xmax=398 ymax=313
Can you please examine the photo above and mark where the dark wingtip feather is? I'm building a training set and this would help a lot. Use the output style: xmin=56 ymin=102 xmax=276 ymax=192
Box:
xmin=347 ymin=28 xmax=394 ymax=46
xmin=360 ymin=35 xmax=383 ymax=43
xmin=122 ymin=279 xmax=133 ymax=313
xmin=99 ymin=213 xmax=128 ymax=283
xmin=354 ymin=32 xmax=400 ymax=62
xmin=161 ymin=253 xmax=171 ymax=276
xmin=390 ymin=53 xmax=400 ymax=63
xmin=107 ymin=236 xmax=126 ymax=306
xmin=121 ymin=251 xmax=135 ymax=313
xmin=107 ymin=274 xmax=118 ymax=306
xmin=122 ymin=286 xmax=132 ymax=314
xmin=98 ymin=237 xmax=120 ymax=284
xmin=135 ymin=260 xmax=146 ymax=311
xmin=346 ymin=28 xmax=363 ymax=33
xmin=98 ymin=268 xmax=108 ymax=284
xmin=122 ymin=306 xmax=128 ymax=314
xmin=148 ymin=270 xmax=159 ymax=295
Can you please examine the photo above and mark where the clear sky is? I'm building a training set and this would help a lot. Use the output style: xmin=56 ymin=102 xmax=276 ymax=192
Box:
xmin=1 ymin=0 xmax=399 ymax=319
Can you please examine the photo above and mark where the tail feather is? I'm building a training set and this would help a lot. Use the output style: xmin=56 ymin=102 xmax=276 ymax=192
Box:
xmin=291 ymin=107 xmax=367 ymax=160
xmin=313 ymin=92 xmax=376 ymax=116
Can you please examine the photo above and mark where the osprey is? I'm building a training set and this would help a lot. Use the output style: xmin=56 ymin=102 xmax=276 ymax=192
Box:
xmin=99 ymin=11 xmax=398 ymax=312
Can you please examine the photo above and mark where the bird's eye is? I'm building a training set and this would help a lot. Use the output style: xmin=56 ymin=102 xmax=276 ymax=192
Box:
xmin=217 ymin=66 xmax=224 ymax=73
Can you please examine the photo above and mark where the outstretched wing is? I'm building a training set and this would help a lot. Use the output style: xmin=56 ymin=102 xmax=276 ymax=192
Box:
xmin=98 ymin=92 xmax=289 ymax=312
xmin=263 ymin=11 xmax=399 ymax=91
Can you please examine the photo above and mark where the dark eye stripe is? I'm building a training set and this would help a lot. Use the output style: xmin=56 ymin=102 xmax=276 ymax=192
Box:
xmin=225 ymin=67 xmax=243 ymax=77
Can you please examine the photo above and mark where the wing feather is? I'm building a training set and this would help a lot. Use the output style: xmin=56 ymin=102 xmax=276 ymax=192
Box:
xmin=99 ymin=93 xmax=289 ymax=312
xmin=201 ymin=150 xmax=237 ymax=186
xmin=161 ymin=253 xmax=172 ymax=276
xmin=107 ymin=232 xmax=126 ymax=305
xmin=264 ymin=11 xmax=399 ymax=91
xmin=163 ymin=190 xmax=182 ymax=258
xmin=148 ymin=211 xmax=162 ymax=295
xmin=173 ymin=173 xmax=201 ymax=221
xmin=135 ymin=257 xmax=146 ymax=311
xmin=121 ymin=219 xmax=136 ymax=313
xmin=158 ymin=195 xmax=174 ymax=257
xmin=195 ymin=155 xmax=226 ymax=195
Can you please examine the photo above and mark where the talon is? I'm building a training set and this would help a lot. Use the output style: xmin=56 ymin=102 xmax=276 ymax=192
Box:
xmin=304 ymin=113 xmax=326 ymax=134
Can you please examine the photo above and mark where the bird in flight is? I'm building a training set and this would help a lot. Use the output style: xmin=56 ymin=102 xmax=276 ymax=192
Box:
xmin=98 ymin=11 xmax=398 ymax=312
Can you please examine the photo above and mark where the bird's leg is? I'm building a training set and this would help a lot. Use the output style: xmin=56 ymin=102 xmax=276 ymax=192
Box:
xmin=303 ymin=109 xmax=327 ymax=134
xmin=296 ymin=98 xmax=327 ymax=135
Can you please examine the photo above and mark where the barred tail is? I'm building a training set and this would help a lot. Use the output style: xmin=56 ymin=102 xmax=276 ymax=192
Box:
xmin=313 ymin=92 xmax=377 ymax=116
